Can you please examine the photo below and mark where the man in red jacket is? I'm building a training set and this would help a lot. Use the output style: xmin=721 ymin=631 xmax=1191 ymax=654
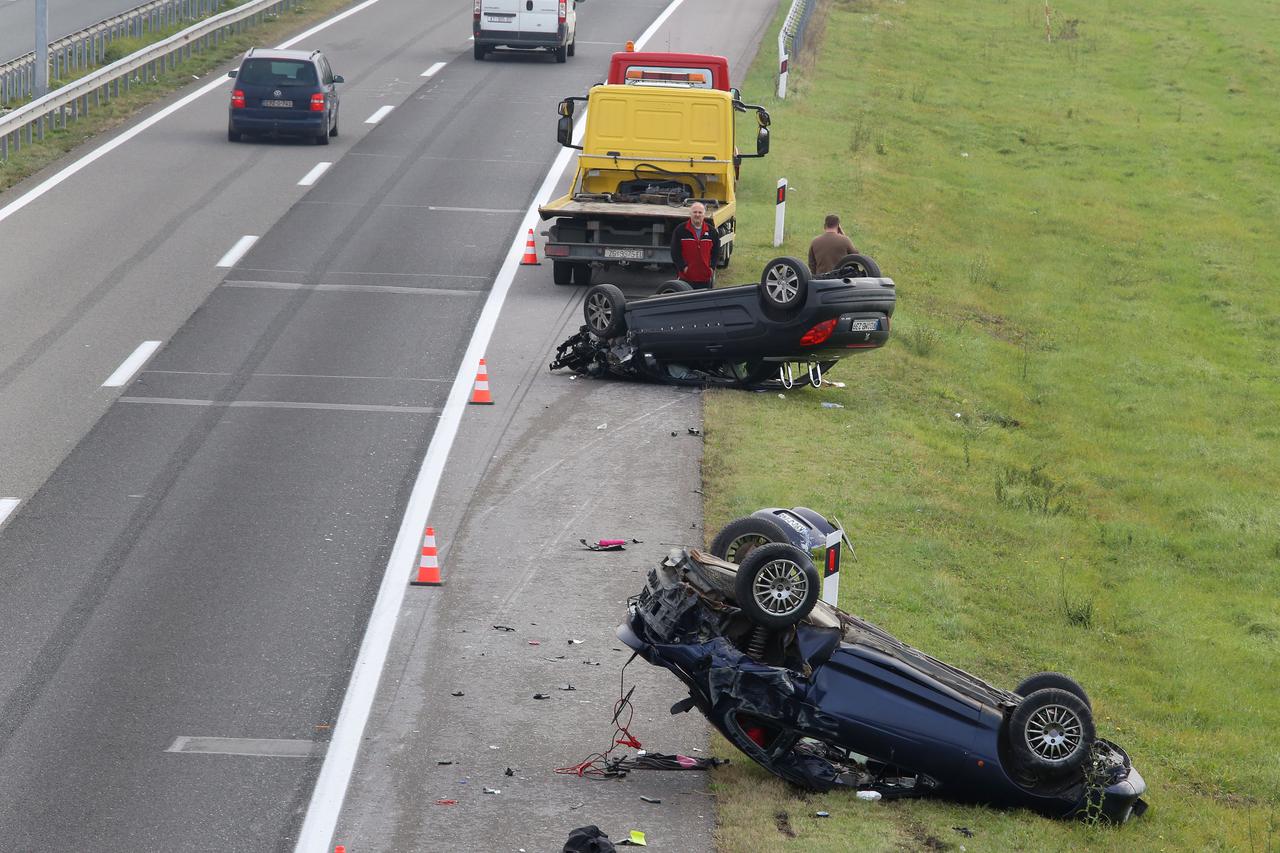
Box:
xmin=669 ymin=202 xmax=721 ymax=289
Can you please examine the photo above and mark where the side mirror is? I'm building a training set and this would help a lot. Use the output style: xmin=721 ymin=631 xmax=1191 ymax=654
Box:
xmin=557 ymin=98 xmax=575 ymax=118
xmin=227 ymin=69 xmax=237 ymax=78
xmin=557 ymin=114 xmax=574 ymax=147
xmin=333 ymin=74 xmax=344 ymax=84
xmin=756 ymin=126 xmax=770 ymax=157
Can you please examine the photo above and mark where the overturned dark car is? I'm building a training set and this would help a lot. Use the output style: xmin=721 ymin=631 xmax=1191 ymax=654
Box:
xmin=618 ymin=525 xmax=1148 ymax=822
xmin=550 ymin=256 xmax=896 ymax=387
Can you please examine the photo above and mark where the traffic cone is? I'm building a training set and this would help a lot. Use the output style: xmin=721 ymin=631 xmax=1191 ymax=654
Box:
xmin=520 ymin=229 xmax=540 ymax=265
xmin=469 ymin=359 xmax=494 ymax=405
xmin=411 ymin=526 xmax=442 ymax=586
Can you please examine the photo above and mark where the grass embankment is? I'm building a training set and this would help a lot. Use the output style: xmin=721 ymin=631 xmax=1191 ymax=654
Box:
xmin=711 ymin=0 xmax=1280 ymax=849
xmin=0 ymin=0 xmax=352 ymax=193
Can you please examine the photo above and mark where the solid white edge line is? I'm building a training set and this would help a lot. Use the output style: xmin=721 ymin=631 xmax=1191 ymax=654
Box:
xmin=298 ymin=162 xmax=333 ymax=186
xmin=102 ymin=340 xmax=162 ymax=388
xmin=291 ymin=4 xmax=685 ymax=849
xmin=0 ymin=498 xmax=19 ymax=528
xmin=364 ymin=105 xmax=395 ymax=124
xmin=215 ymin=235 xmax=259 ymax=268
xmin=421 ymin=61 xmax=447 ymax=78
xmin=0 ymin=0 xmax=387 ymax=228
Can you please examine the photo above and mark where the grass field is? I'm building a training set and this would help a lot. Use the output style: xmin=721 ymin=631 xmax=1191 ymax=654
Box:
xmin=708 ymin=0 xmax=1280 ymax=849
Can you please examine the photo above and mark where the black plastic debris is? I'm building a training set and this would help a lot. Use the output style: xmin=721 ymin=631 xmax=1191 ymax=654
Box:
xmin=640 ymin=796 xmax=661 ymax=804
xmin=953 ymin=827 xmax=975 ymax=838
xmin=563 ymin=825 xmax=615 ymax=853
xmin=493 ymin=625 xmax=516 ymax=632
xmin=505 ymin=767 xmax=515 ymax=777
xmin=437 ymin=759 xmax=454 ymax=765
xmin=559 ymin=683 xmax=577 ymax=691
xmin=534 ymin=693 xmax=550 ymax=700
xmin=451 ymin=690 xmax=464 ymax=697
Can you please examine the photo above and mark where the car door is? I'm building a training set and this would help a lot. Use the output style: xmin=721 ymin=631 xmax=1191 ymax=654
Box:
xmin=522 ymin=0 xmax=560 ymax=38
xmin=480 ymin=0 xmax=520 ymax=35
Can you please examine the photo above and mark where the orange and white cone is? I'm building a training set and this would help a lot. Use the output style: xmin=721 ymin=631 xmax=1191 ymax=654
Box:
xmin=469 ymin=359 xmax=494 ymax=405
xmin=411 ymin=526 xmax=442 ymax=586
xmin=520 ymin=229 xmax=540 ymax=265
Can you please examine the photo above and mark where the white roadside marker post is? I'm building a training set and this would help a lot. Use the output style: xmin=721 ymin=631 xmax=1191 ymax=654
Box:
xmin=773 ymin=178 xmax=787 ymax=247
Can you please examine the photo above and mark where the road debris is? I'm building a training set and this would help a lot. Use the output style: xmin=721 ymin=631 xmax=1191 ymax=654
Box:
xmin=618 ymin=829 xmax=647 ymax=846
xmin=568 ymin=639 xmax=584 ymax=645
xmin=640 ymin=796 xmax=661 ymax=804
xmin=815 ymin=811 xmax=830 ymax=818
xmin=534 ymin=693 xmax=550 ymax=700
xmin=451 ymin=690 xmax=464 ymax=697
xmin=505 ymin=767 xmax=515 ymax=776
xmin=483 ymin=787 xmax=501 ymax=794
xmin=820 ymin=401 xmax=845 ymax=409
xmin=493 ymin=625 xmax=516 ymax=632
xmin=434 ymin=799 xmax=457 ymax=806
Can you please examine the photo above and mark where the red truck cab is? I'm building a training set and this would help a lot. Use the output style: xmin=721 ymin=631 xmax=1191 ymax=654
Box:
xmin=606 ymin=48 xmax=732 ymax=91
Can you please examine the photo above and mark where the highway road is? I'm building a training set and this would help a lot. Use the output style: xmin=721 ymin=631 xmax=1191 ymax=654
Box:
xmin=0 ymin=0 xmax=778 ymax=849
xmin=1 ymin=0 xmax=154 ymax=66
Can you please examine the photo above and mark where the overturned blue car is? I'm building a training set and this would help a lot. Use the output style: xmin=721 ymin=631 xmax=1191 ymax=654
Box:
xmin=618 ymin=517 xmax=1148 ymax=822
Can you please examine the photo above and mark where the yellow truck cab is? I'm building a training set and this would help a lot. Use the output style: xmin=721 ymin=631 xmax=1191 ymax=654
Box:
xmin=538 ymin=83 xmax=770 ymax=286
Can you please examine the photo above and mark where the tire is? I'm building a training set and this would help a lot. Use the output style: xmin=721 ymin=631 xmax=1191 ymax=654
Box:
xmin=834 ymin=253 xmax=881 ymax=278
xmin=568 ymin=37 xmax=576 ymax=57
xmin=227 ymin=125 xmax=241 ymax=142
xmin=716 ymin=219 xmax=735 ymax=269
xmin=329 ymin=108 xmax=339 ymax=137
xmin=1015 ymin=672 xmax=1091 ymax=709
xmin=733 ymin=543 xmax=820 ymax=629
xmin=474 ymin=43 xmax=487 ymax=60
xmin=572 ymin=264 xmax=593 ymax=287
xmin=583 ymin=284 xmax=626 ymax=339
xmin=656 ymin=279 xmax=693 ymax=295
xmin=710 ymin=515 xmax=792 ymax=563
xmin=552 ymin=261 xmax=574 ymax=286
xmin=315 ymin=127 xmax=330 ymax=146
xmin=760 ymin=257 xmax=809 ymax=311
xmin=554 ymin=44 xmax=568 ymax=63
xmin=724 ymin=361 xmax=774 ymax=386
xmin=1008 ymin=688 xmax=1095 ymax=780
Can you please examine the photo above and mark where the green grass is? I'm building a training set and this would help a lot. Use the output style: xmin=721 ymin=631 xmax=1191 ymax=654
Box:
xmin=710 ymin=0 xmax=1280 ymax=849
xmin=0 ymin=0 xmax=340 ymax=193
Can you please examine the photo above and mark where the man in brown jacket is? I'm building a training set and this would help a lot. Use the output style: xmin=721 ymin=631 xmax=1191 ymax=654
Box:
xmin=807 ymin=214 xmax=858 ymax=275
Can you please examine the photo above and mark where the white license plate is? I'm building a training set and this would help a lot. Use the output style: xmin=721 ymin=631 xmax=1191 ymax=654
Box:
xmin=486 ymin=14 xmax=514 ymax=20
xmin=604 ymin=248 xmax=645 ymax=260
xmin=261 ymin=99 xmax=293 ymax=108
xmin=849 ymin=319 xmax=879 ymax=332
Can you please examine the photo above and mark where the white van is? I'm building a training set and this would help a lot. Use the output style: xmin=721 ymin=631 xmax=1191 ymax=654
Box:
xmin=473 ymin=0 xmax=582 ymax=63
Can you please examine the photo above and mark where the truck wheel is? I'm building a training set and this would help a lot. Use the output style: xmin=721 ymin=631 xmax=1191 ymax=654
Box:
xmin=571 ymin=264 xmax=593 ymax=287
xmin=717 ymin=219 xmax=735 ymax=269
xmin=552 ymin=261 xmax=574 ymax=286
xmin=554 ymin=44 xmax=568 ymax=63
xmin=568 ymin=36 xmax=576 ymax=57
xmin=834 ymin=253 xmax=881 ymax=278
xmin=584 ymin=284 xmax=626 ymax=339
xmin=760 ymin=257 xmax=809 ymax=312
xmin=474 ymin=43 xmax=487 ymax=60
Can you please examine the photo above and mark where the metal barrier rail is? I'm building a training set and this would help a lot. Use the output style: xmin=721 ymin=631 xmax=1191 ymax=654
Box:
xmin=1 ymin=0 xmax=225 ymax=107
xmin=0 ymin=0 xmax=296 ymax=161
xmin=776 ymin=0 xmax=814 ymax=99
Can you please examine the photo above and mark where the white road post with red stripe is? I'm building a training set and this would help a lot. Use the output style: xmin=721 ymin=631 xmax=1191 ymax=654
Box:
xmin=773 ymin=178 xmax=787 ymax=247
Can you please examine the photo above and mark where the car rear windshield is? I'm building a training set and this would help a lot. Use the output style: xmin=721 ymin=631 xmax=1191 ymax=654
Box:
xmin=238 ymin=59 xmax=318 ymax=86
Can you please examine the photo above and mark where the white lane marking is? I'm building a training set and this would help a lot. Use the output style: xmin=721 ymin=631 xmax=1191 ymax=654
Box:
xmin=292 ymin=3 xmax=683 ymax=850
xmin=102 ymin=340 xmax=162 ymax=388
xmin=364 ymin=105 xmax=394 ymax=124
xmin=118 ymin=397 xmax=437 ymax=414
xmin=298 ymin=162 xmax=333 ymax=186
xmin=421 ymin=62 xmax=447 ymax=78
xmin=222 ymin=280 xmax=483 ymax=296
xmin=166 ymin=736 xmax=324 ymax=757
xmin=0 ymin=498 xmax=19 ymax=528
xmin=0 ymin=0 xmax=387 ymax=227
xmin=216 ymin=235 xmax=258 ymax=268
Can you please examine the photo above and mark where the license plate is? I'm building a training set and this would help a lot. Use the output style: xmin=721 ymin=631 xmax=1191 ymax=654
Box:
xmin=849 ymin=319 xmax=879 ymax=332
xmin=604 ymin=248 xmax=645 ymax=260
xmin=486 ymin=13 xmax=514 ymax=20
xmin=261 ymin=99 xmax=293 ymax=108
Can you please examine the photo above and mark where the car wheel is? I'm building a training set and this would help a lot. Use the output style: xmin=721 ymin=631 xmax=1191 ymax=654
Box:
xmin=834 ymin=253 xmax=881 ymax=278
xmin=710 ymin=515 xmax=792 ymax=563
xmin=725 ymin=360 xmax=774 ymax=386
xmin=315 ymin=127 xmax=330 ymax=146
xmin=552 ymin=261 xmax=574 ymax=286
xmin=733 ymin=543 xmax=820 ymax=629
xmin=583 ymin=284 xmax=626 ymax=339
xmin=330 ymin=108 xmax=339 ymax=137
xmin=227 ymin=124 xmax=241 ymax=142
xmin=571 ymin=264 xmax=593 ymax=287
xmin=656 ymin=280 xmax=693 ymax=295
xmin=474 ymin=43 xmax=487 ymax=60
xmin=554 ymin=44 xmax=568 ymax=63
xmin=760 ymin=257 xmax=808 ymax=311
xmin=1015 ymin=672 xmax=1091 ymax=709
xmin=1009 ymin=688 xmax=1095 ymax=780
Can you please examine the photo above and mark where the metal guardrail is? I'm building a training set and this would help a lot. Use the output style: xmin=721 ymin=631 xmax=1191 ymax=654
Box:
xmin=776 ymin=0 xmax=814 ymax=99
xmin=0 ymin=0 xmax=297 ymax=161
xmin=1 ymin=0 xmax=225 ymax=107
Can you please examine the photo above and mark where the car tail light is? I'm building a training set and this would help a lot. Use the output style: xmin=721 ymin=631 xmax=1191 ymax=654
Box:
xmin=310 ymin=93 xmax=326 ymax=112
xmin=231 ymin=89 xmax=245 ymax=109
xmin=558 ymin=0 xmax=566 ymax=23
xmin=744 ymin=726 xmax=767 ymax=747
xmin=474 ymin=0 xmax=481 ymax=20
xmin=799 ymin=318 xmax=838 ymax=347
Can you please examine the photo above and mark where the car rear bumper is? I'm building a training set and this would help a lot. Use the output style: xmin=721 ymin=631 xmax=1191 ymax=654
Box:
xmin=230 ymin=110 xmax=326 ymax=135
xmin=473 ymin=26 xmax=566 ymax=48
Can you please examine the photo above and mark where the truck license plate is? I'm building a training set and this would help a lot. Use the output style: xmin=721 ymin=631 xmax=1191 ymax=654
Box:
xmin=849 ymin=319 xmax=879 ymax=332
xmin=604 ymin=248 xmax=645 ymax=260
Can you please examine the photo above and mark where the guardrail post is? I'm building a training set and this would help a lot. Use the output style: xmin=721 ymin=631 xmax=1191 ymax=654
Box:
xmin=773 ymin=178 xmax=787 ymax=247
xmin=35 ymin=0 xmax=50 ymax=96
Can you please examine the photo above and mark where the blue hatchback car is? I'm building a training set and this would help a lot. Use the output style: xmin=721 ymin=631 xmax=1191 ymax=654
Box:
xmin=227 ymin=48 xmax=342 ymax=144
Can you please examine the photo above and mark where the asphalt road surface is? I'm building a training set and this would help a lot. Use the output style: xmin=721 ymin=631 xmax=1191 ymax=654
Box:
xmin=0 ymin=0 xmax=779 ymax=849
xmin=2 ymin=0 xmax=156 ymax=66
